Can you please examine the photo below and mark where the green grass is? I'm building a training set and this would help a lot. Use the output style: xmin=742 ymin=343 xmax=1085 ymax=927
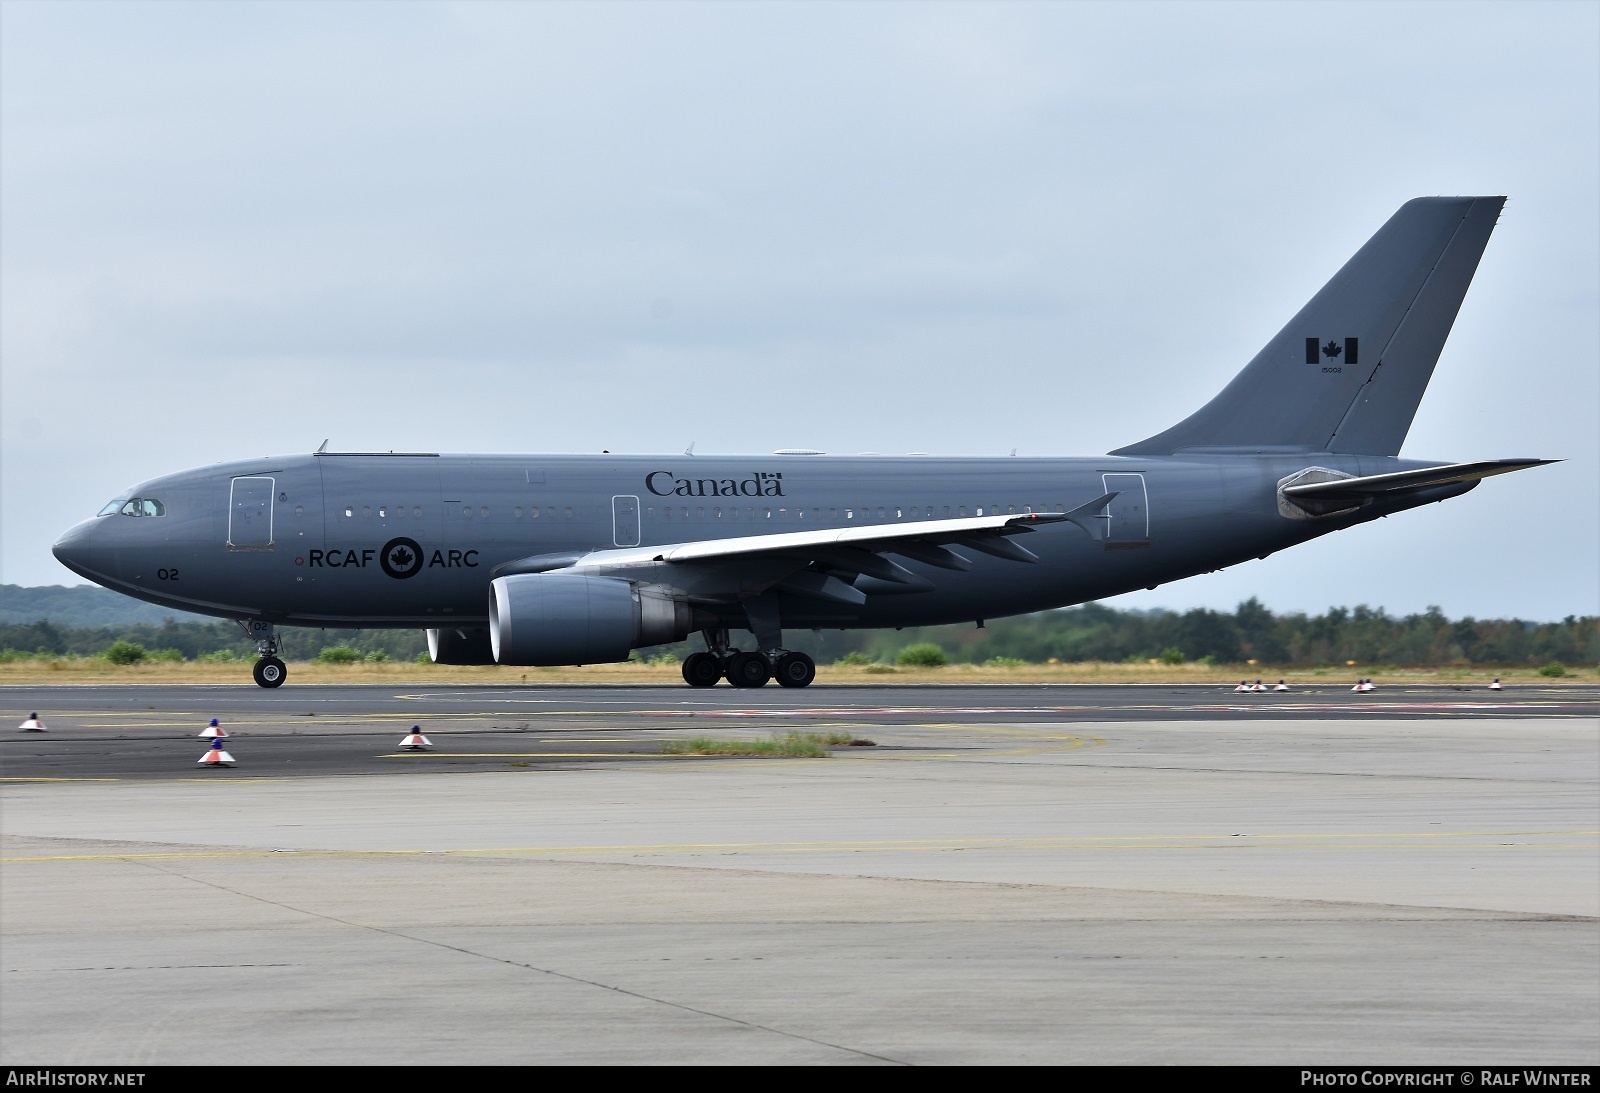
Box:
xmin=662 ymin=731 xmax=875 ymax=757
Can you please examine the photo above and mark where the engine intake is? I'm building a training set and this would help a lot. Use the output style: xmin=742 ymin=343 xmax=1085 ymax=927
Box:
xmin=489 ymin=573 xmax=691 ymax=666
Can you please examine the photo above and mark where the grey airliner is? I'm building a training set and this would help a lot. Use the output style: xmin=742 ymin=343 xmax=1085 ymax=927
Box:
xmin=52 ymin=196 xmax=1552 ymax=688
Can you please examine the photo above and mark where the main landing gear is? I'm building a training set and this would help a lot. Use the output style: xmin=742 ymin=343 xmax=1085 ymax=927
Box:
xmin=680 ymin=627 xmax=816 ymax=689
xmin=241 ymin=620 xmax=287 ymax=689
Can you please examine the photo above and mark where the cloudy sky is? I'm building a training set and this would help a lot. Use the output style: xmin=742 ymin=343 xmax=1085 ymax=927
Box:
xmin=3 ymin=1 xmax=1596 ymax=621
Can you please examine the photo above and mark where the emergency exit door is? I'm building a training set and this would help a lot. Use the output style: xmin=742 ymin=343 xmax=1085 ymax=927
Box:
xmin=1099 ymin=473 xmax=1149 ymax=549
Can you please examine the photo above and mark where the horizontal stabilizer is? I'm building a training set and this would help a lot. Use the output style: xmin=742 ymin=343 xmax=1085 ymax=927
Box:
xmin=1282 ymin=459 xmax=1557 ymax=502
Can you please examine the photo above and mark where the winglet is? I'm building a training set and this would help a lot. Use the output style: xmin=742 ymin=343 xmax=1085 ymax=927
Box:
xmin=1059 ymin=492 xmax=1118 ymax=541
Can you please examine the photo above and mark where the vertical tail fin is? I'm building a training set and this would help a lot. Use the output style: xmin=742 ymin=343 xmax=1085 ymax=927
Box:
xmin=1112 ymin=196 xmax=1505 ymax=457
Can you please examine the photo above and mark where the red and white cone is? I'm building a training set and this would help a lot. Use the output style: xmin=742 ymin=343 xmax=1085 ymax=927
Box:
xmin=1251 ymin=679 xmax=1267 ymax=692
xmin=1234 ymin=680 xmax=1251 ymax=693
xmin=1358 ymin=678 xmax=1375 ymax=692
xmin=399 ymin=726 xmax=433 ymax=750
xmin=1274 ymin=680 xmax=1290 ymax=692
xmin=18 ymin=713 xmax=46 ymax=732
xmin=198 ymin=718 xmax=227 ymax=739
xmin=1489 ymin=678 xmax=1503 ymax=691
xmin=198 ymin=737 xmax=235 ymax=766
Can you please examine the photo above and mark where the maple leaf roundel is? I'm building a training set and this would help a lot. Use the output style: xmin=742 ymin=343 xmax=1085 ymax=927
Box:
xmin=380 ymin=536 xmax=425 ymax=580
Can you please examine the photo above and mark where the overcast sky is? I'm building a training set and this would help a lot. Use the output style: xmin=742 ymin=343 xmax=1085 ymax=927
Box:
xmin=3 ymin=0 xmax=1596 ymax=621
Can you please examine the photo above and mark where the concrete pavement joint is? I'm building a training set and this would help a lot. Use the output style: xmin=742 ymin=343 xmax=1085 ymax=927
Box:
xmin=126 ymin=855 xmax=911 ymax=1065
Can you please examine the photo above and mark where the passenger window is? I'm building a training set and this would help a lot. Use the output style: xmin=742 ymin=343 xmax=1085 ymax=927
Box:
xmin=480 ymin=506 xmax=489 ymax=519
xmin=294 ymin=505 xmax=305 ymax=517
xmin=463 ymin=506 xmax=473 ymax=518
xmin=98 ymin=500 xmax=126 ymax=517
xmin=378 ymin=507 xmax=387 ymax=518
xmin=696 ymin=506 xmax=705 ymax=519
xmin=345 ymin=507 xmax=353 ymax=518
xmin=412 ymin=506 xmax=423 ymax=518
xmin=513 ymin=507 xmax=522 ymax=518
xmin=564 ymin=507 xmax=573 ymax=519
xmin=530 ymin=507 xmax=540 ymax=518
xmin=363 ymin=506 xmax=372 ymax=518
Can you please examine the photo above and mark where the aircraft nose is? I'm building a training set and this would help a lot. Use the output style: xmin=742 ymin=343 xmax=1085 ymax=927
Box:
xmin=52 ymin=519 xmax=109 ymax=581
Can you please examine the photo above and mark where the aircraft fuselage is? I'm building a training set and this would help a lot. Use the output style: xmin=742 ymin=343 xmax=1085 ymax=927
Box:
xmin=52 ymin=450 xmax=1467 ymax=631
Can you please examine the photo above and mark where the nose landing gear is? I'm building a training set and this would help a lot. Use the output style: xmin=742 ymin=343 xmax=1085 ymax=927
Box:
xmin=252 ymin=656 xmax=287 ymax=688
xmin=241 ymin=620 xmax=287 ymax=688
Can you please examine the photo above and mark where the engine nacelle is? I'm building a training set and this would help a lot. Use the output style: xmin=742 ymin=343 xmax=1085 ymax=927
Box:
xmin=489 ymin=573 xmax=692 ymax=666
xmin=426 ymin=627 xmax=495 ymax=665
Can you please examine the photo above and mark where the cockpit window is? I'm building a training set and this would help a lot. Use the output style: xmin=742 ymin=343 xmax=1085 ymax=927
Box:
xmin=97 ymin=500 xmax=126 ymax=517
xmin=116 ymin=497 xmax=166 ymax=517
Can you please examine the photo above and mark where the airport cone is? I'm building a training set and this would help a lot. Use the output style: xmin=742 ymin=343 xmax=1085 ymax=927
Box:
xmin=198 ymin=718 xmax=227 ymax=739
xmin=18 ymin=712 xmax=46 ymax=732
xmin=1489 ymin=678 xmax=1503 ymax=691
xmin=399 ymin=726 xmax=433 ymax=750
xmin=198 ymin=737 xmax=235 ymax=766
xmin=1351 ymin=679 xmax=1364 ymax=692
xmin=1234 ymin=680 xmax=1251 ymax=692
xmin=1274 ymin=680 xmax=1290 ymax=692
xmin=1251 ymin=679 xmax=1267 ymax=692
xmin=1359 ymin=678 xmax=1375 ymax=692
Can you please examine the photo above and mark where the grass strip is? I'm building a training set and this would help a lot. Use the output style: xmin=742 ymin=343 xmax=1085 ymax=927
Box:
xmin=661 ymin=731 xmax=875 ymax=757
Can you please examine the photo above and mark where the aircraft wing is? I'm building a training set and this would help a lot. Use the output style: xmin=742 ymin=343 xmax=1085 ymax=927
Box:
xmin=1281 ymin=459 xmax=1557 ymax=503
xmin=492 ymin=494 xmax=1117 ymax=605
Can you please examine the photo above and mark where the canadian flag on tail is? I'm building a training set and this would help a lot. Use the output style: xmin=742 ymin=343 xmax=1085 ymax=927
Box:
xmin=1305 ymin=337 xmax=1359 ymax=365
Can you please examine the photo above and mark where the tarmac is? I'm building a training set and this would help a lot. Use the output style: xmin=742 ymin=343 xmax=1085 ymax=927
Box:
xmin=2 ymin=683 xmax=1596 ymax=1064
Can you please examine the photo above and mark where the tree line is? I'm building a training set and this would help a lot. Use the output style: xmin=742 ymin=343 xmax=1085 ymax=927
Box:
xmin=2 ymin=598 xmax=1594 ymax=667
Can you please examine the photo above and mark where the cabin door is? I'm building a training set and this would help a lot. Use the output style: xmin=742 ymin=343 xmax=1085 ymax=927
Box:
xmin=1099 ymin=473 xmax=1150 ymax=549
xmin=612 ymin=495 xmax=641 ymax=547
xmin=228 ymin=476 xmax=276 ymax=551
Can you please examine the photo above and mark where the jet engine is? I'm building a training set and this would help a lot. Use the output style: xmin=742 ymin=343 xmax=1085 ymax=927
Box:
xmin=489 ymin=573 xmax=692 ymax=666
xmin=426 ymin=626 xmax=496 ymax=665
